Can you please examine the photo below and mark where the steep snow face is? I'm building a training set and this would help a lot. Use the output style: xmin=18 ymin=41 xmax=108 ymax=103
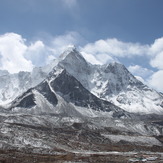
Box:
xmin=58 ymin=47 xmax=92 ymax=89
xmin=55 ymin=49 xmax=163 ymax=114
xmin=90 ymin=63 xmax=140 ymax=96
xmin=89 ymin=63 xmax=163 ymax=114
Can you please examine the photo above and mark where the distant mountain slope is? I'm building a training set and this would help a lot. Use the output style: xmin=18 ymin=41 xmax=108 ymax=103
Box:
xmin=0 ymin=60 xmax=57 ymax=105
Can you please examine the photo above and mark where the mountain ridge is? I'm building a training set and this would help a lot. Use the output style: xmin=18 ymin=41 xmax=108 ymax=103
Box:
xmin=0 ymin=47 xmax=163 ymax=158
xmin=0 ymin=46 xmax=163 ymax=115
xmin=56 ymin=48 xmax=163 ymax=114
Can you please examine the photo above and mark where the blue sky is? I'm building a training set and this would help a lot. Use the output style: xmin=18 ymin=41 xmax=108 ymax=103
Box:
xmin=0 ymin=0 xmax=163 ymax=92
xmin=1 ymin=0 xmax=163 ymax=43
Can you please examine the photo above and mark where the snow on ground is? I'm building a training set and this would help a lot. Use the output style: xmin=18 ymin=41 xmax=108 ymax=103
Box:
xmin=101 ymin=134 xmax=162 ymax=146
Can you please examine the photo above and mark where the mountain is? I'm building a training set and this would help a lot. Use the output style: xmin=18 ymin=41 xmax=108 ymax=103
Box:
xmin=56 ymin=47 xmax=163 ymax=114
xmin=0 ymin=47 xmax=163 ymax=161
xmin=0 ymin=60 xmax=57 ymax=105
xmin=10 ymin=66 xmax=129 ymax=119
xmin=0 ymin=70 xmax=31 ymax=105
xmin=0 ymin=62 xmax=162 ymax=157
xmin=6 ymin=54 xmax=163 ymax=137
xmin=6 ymin=62 xmax=163 ymax=141
xmin=1 ymin=46 xmax=162 ymax=115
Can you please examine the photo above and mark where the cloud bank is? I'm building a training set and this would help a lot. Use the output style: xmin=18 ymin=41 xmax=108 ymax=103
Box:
xmin=0 ymin=32 xmax=163 ymax=92
xmin=148 ymin=70 xmax=163 ymax=92
xmin=82 ymin=38 xmax=149 ymax=58
xmin=128 ymin=65 xmax=154 ymax=79
xmin=0 ymin=33 xmax=33 ymax=73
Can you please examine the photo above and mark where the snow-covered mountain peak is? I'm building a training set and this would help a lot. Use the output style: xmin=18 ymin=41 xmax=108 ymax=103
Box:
xmin=103 ymin=62 xmax=140 ymax=84
xmin=104 ymin=62 xmax=126 ymax=71
xmin=57 ymin=47 xmax=92 ymax=90
xmin=59 ymin=45 xmax=79 ymax=60
xmin=104 ymin=62 xmax=130 ymax=75
xmin=0 ymin=45 xmax=163 ymax=115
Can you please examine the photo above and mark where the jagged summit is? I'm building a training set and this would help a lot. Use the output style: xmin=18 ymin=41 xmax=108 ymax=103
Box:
xmin=57 ymin=46 xmax=92 ymax=90
xmin=58 ymin=45 xmax=90 ymax=76
xmin=59 ymin=45 xmax=79 ymax=60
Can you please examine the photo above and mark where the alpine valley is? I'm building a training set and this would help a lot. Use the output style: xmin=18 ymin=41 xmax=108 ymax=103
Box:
xmin=0 ymin=46 xmax=163 ymax=162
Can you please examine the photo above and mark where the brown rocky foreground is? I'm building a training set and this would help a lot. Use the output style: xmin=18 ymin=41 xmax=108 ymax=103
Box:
xmin=0 ymin=121 xmax=163 ymax=162
xmin=0 ymin=149 xmax=163 ymax=163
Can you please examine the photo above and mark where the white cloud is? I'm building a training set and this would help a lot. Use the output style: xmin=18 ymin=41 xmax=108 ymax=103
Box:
xmin=0 ymin=33 xmax=33 ymax=73
xmin=46 ymin=31 xmax=85 ymax=63
xmin=149 ymin=37 xmax=163 ymax=55
xmin=148 ymin=70 xmax=163 ymax=92
xmin=148 ymin=38 xmax=163 ymax=70
xmin=81 ymin=37 xmax=163 ymax=69
xmin=24 ymin=40 xmax=54 ymax=67
xmin=45 ymin=55 xmax=56 ymax=65
xmin=80 ymin=38 xmax=150 ymax=67
xmin=0 ymin=32 xmax=82 ymax=73
xmin=51 ymin=31 xmax=81 ymax=56
xmin=82 ymin=38 xmax=148 ymax=58
xmin=128 ymin=65 xmax=154 ymax=85
xmin=25 ymin=41 xmax=45 ymax=65
xmin=147 ymin=37 xmax=163 ymax=92
xmin=128 ymin=65 xmax=154 ymax=79
xmin=150 ymin=51 xmax=163 ymax=69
